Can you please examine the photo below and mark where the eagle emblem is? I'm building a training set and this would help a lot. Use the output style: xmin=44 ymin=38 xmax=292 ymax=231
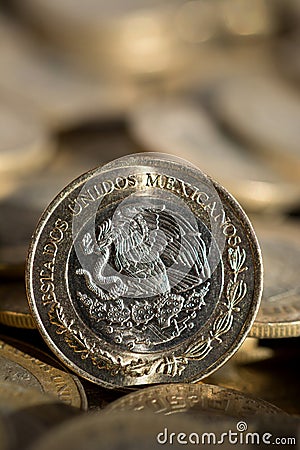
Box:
xmin=76 ymin=205 xmax=211 ymax=350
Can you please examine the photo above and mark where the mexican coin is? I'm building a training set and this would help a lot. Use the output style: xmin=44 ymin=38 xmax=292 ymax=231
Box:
xmin=249 ymin=218 xmax=300 ymax=339
xmin=0 ymin=281 xmax=35 ymax=329
xmin=26 ymin=153 xmax=262 ymax=388
xmin=106 ymin=382 xmax=284 ymax=418
xmin=0 ymin=339 xmax=87 ymax=409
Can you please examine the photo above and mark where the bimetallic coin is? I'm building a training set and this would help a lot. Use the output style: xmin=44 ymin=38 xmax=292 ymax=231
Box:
xmin=107 ymin=383 xmax=283 ymax=417
xmin=0 ymin=102 xmax=54 ymax=177
xmin=211 ymin=75 xmax=300 ymax=181
xmin=26 ymin=153 xmax=262 ymax=388
xmin=128 ymin=98 xmax=300 ymax=212
xmin=249 ymin=219 xmax=300 ymax=339
xmin=0 ymin=339 xmax=87 ymax=409
xmin=0 ymin=281 xmax=35 ymax=329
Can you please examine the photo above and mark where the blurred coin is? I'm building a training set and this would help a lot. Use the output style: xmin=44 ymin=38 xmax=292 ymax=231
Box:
xmin=128 ymin=98 xmax=300 ymax=212
xmin=230 ymin=337 xmax=274 ymax=364
xmin=0 ymin=382 xmax=80 ymax=450
xmin=13 ymin=0 xmax=190 ymax=78
xmin=79 ymin=379 xmax=124 ymax=411
xmin=0 ymin=102 xmax=54 ymax=177
xmin=0 ymin=202 xmax=41 ymax=278
xmin=26 ymin=153 xmax=262 ymax=388
xmin=220 ymin=0 xmax=276 ymax=37
xmin=0 ymin=281 xmax=35 ymax=329
xmin=0 ymin=382 xmax=59 ymax=413
xmin=211 ymin=75 xmax=300 ymax=180
xmin=29 ymin=410 xmax=245 ymax=450
xmin=0 ymin=127 xmax=135 ymax=278
xmin=205 ymin=344 xmax=300 ymax=415
xmin=107 ymin=383 xmax=284 ymax=417
xmin=0 ymin=16 xmax=136 ymax=130
xmin=278 ymin=32 xmax=300 ymax=84
xmin=249 ymin=218 xmax=300 ymax=339
xmin=166 ymin=42 xmax=277 ymax=94
xmin=0 ymin=339 xmax=87 ymax=409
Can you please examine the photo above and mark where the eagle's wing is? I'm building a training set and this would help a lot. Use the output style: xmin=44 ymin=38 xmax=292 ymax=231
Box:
xmin=112 ymin=206 xmax=214 ymax=296
xmin=142 ymin=208 xmax=213 ymax=293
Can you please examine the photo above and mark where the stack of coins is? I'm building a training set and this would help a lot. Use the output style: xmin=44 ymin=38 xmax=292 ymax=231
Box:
xmin=0 ymin=1 xmax=299 ymax=448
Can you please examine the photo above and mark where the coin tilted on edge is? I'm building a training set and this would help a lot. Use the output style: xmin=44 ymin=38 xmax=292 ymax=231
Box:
xmin=0 ymin=339 xmax=87 ymax=409
xmin=26 ymin=153 xmax=262 ymax=388
xmin=0 ymin=281 xmax=35 ymax=329
xmin=249 ymin=219 xmax=300 ymax=339
xmin=106 ymin=383 xmax=284 ymax=417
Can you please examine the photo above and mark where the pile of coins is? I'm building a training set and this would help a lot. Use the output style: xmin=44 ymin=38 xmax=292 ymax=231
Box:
xmin=0 ymin=1 xmax=299 ymax=449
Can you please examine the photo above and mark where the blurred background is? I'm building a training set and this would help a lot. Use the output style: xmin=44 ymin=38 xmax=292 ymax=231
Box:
xmin=0 ymin=1 xmax=300 ymax=440
xmin=0 ymin=0 xmax=300 ymax=277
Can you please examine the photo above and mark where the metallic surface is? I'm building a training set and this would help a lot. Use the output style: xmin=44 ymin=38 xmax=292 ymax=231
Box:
xmin=211 ymin=74 xmax=300 ymax=181
xmin=106 ymin=383 xmax=284 ymax=417
xmin=29 ymin=411 xmax=241 ymax=450
xmin=205 ymin=344 xmax=300 ymax=415
xmin=128 ymin=97 xmax=300 ymax=212
xmin=0 ymin=339 xmax=87 ymax=409
xmin=0 ymin=382 xmax=80 ymax=450
xmin=0 ymin=281 xmax=35 ymax=329
xmin=0 ymin=16 xmax=136 ymax=131
xmin=26 ymin=153 xmax=262 ymax=388
xmin=250 ymin=219 xmax=300 ymax=338
xmin=0 ymin=103 xmax=54 ymax=177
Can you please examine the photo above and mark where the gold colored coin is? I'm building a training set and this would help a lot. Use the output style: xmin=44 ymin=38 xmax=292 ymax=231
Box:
xmin=106 ymin=383 xmax=284 ymax=418
xmin=0 ymin=339 xmax=87 ymax=409
xmin=0 ymin=381 xmax=80 ymax=450
xmin=0 ymin=281 xmax=35 ymax=329
xmin=211 ymin=75 xmax=300 ymax=181
xmin=14 ymin=0 xmax=190 ymax=78
xmin=129 ymin=97 xmax=300 ymax=212
xmin=0 ymin=382 xmax=59 ymax=413
xmin=249 ymin=218 xmax=300 ymax=338
xmin=0 ymin=102 xmax=54 ymax=177
xmin=206 ymin=345 xmax=300 ymax=415
xmin=0 ymin=16 xmax=136 ymax=130
xmin=230 ymin=337 xmax=274 ymax=365
xmin=0 ymin=202 xmax=41 ymax=278
xmin=29 ymin=411 xmax=244 ymax=450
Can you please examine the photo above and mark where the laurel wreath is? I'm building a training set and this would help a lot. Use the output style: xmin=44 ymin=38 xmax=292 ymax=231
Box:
xmin=48 ymin=242 xmax=248 ymax=378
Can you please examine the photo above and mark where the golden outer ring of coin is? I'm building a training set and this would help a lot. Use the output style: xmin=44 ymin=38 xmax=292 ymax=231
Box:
xmin=26 ymin=154 xmax=263 ymax=388
xmin=0 ymin=340 xmax=87 ymax=410
xmin=250 ymin=321 xmax=300 ymax=339
xmin=0 ymin=311 xmax=36 ymax=329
